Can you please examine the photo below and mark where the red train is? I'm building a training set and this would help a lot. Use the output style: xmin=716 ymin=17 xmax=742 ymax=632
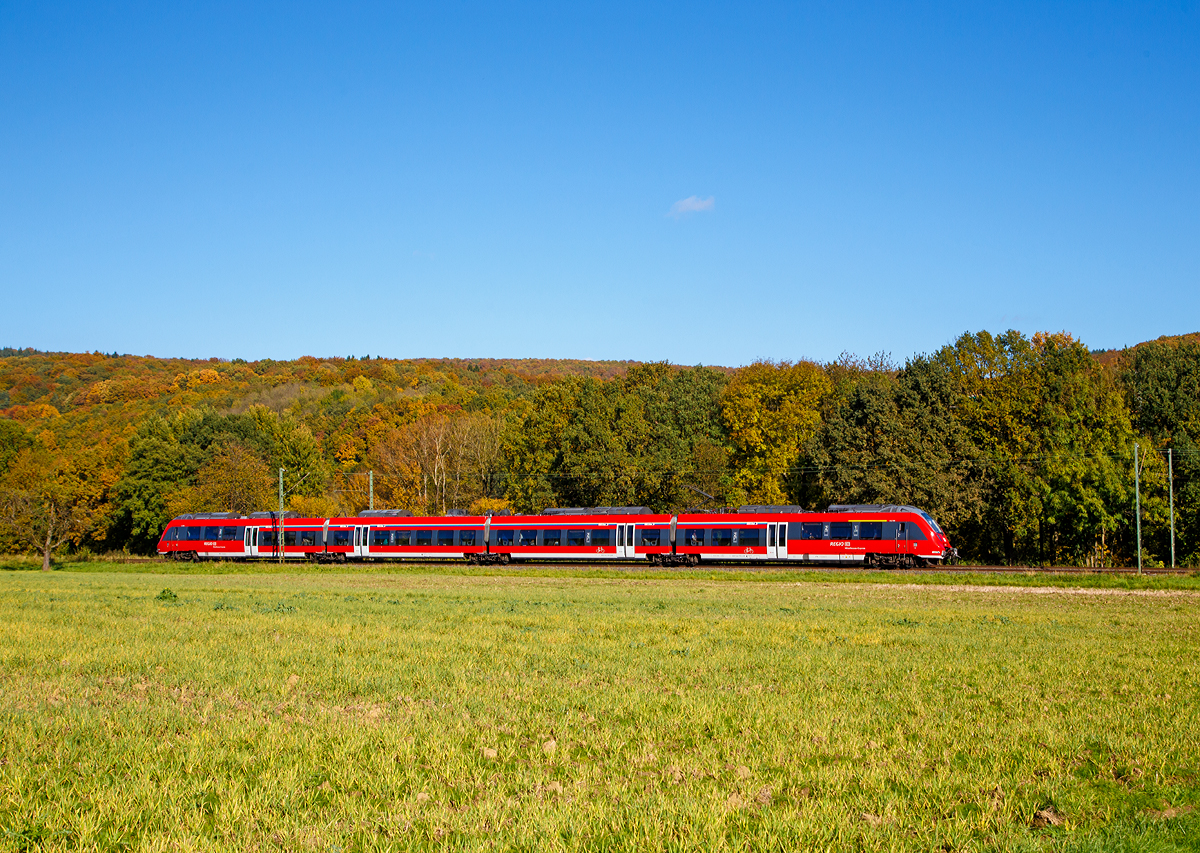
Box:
xmin=157 ymin=504 xmax=955 ymax=568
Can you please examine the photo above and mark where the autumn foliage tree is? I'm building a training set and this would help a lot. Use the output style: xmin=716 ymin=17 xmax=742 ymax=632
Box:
xmin=168 ymin=442 xmax=274 ymax=517
xmin=0 ymin=448 xmax=108 ymax=569
xmin=721 ymin=360 xmax=830 ymax=504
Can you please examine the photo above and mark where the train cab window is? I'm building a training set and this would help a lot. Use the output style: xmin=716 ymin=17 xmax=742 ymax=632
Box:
xmin=799 ymin=523 xmax=823 ymax=540
xmin=899 ymin=522 xmax=927 ymax=541
xmin=680 ymin=529 xmax=704 ymax=546
xmin=567 ymin=530 xmax=588 ymax=546
xmin=830 ymin=522 xmax=852 ymax=540
xmin=711 ymin=529 xmax=733 ymax=546
xmin=459 ymin=530 xmax=477 ymax=546
xmin=437 ymin=529 xmax=455 ymax=546
xmin=741 ymin=527 xmax=761 ymax=547
xmin=332 ymin=529 xmax=351 ymax=547
xmin=542 ymin=529 xmax=561 ymax=546
xmin=858 ymin=522 xmax=882 ymax=540
xmin=415 ymin=530 xmax=434 ymax=546
xmin=284 ymin=531 xmax=298 ymax=547
xmin=393 ymin=529 xmax=412 ymax=546
xmin=641 ymin=529 xmax=661 ymax=546
xmin=371 ymin=529 xmax=392 ymax=547
xmin=592 ymin=529 xmax=611 ymax=546
xmin=518 ymin=530 xmax=538 ymax=546
xmin=494 ymin=530 xmax=514 ymax=546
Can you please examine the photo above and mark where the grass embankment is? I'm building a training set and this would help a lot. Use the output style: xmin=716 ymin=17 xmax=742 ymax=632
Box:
xmin=6 ymin=553 xmax=1200 ymax=592
xmin=1 ymin=571 xmax=1197 ymax=851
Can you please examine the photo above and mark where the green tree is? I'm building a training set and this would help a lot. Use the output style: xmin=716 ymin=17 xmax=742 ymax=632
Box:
xmin=1119 ymin=337 xmax=1200 ymax=564
xmin=0 ymin=419 xmax=31 ymax=473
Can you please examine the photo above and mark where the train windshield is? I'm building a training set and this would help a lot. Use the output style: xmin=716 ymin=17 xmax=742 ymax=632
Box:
xmin=920 ymin=512 xmax=943 ymax=533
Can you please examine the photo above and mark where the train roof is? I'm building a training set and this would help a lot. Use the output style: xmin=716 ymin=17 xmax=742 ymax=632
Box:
xmin=826 ymin=504 xmax=929 ymax=515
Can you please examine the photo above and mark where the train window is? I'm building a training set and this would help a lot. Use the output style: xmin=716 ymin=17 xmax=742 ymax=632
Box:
xmin=778 ymin=523 xmax=786 ymax=542
xmin=617 ymin=526 xmax=624 ymax=547
xmin=187 ymin=527 xmax=204 ymax=541
xmin=830 ymin=522 xmax=852 ymax=539
xmin=800 ymin=523 xmax=823 ymax=540
xmin=300 ymin=530 xmax=317 ymax=546
xmin=436 ymin=530 xmax=454 ymax=546
xmin=332 ymin=530 xmax=351 ymax=547
xmin=901 ymin=522 xmax=927 ymax=541
xmin=393 ymin=529 xmax=412 ymax=546
xmin=858 ymin=522 xmax=882 ymax=540
xmin=284 ymin=531 xmax=298 ymax=547
xmin=592 ymin=529 xmax=611 ymax=546
xmin=252 ymin=528 xmax=259 ymax=546
xmin=372 ymin=529 xmax=392 ymax=547
xmin=679 ymin=529 xmax=704 ymax=546
xmin=641 ymin=529 xmax=661 ymax=546
xmin=711 ymin=529 xmax=733 ymax=546
xmin=260 ymin=531 xmax=276 ymax=547
xmin=203 ymin=526 xmax=220 ymax=540
xmin=518 ymin=530 xmax=538 ymax=546
xmin=415 ymin=530 xmax=434 ymax=546
xmin=459 ymin=530 xmax=477 ymax=546
xmin=567 ymin=530 xmax=588 ymax=546
xmin=220 ymin=527 xmax=238 ymax=540
xmin=741 ymin=528 xmax=761 ymax=547
xmin=494 ymin=529 xmax=514 ymax=546
xmin=768 ymin=525 xmax=775 ymax=547
xmin=542 ymin=529 xmax=561 ymax=546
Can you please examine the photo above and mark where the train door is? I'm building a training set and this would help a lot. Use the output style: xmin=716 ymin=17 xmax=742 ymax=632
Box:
xmin=896 ymin=522 xmax=911 ymax=561
xmin=244 ymin=526 xmax=257 ymax=558
xmin=616 ymin=524 xmax=635 ymax=559
xmin=767 ymin=524 xmax=779 ymax=560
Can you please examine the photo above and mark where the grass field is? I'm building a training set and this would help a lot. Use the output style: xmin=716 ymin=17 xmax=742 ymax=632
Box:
xmin=1 ymin=569 xmax=1198 ymax=851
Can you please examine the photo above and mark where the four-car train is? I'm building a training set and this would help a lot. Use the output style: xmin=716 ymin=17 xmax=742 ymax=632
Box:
xmin=157 ymin=504 xmax=955 ymax=568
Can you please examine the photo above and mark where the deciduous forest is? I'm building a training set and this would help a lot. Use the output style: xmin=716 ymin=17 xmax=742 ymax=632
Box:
xmin=1 ymin=331 xmax=1197 ymax=568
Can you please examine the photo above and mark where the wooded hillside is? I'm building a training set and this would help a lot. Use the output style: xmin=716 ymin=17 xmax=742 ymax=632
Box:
xmin=1 ymin=332 xmax=1197 ymax=568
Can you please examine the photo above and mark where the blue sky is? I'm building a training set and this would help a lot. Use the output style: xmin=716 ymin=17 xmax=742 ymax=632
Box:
xmin=1 ymin=2 xmax=1197 ymax=365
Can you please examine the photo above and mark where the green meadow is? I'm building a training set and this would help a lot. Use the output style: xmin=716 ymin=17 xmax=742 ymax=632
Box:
xmin=1 ymin=570 xmax=1197 ymax=851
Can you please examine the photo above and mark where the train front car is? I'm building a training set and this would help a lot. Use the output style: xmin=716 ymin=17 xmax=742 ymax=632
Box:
xmin=157 ymin=513 xmax=250 ymax=561
xmin=824 ymin=504 xmax=952 ymax=567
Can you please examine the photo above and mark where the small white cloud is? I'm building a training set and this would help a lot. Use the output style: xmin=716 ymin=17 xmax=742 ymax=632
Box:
xmin=668 ymin=195 xmax=715 ymax=218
